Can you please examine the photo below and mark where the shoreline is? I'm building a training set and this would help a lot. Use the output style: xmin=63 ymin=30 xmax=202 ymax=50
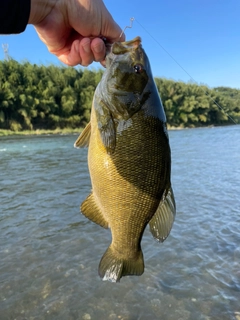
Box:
xmin=0 ymin=126 xmax=184 ymax=137
xmin=0 ymin=128 xmax=83 ymax=137
xmin=0 ymin=124 xmax=237 ymax=137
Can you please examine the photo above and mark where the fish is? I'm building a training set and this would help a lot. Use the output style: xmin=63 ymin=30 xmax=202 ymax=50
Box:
xmin=74 ymin=36 xmax=176 ymax=282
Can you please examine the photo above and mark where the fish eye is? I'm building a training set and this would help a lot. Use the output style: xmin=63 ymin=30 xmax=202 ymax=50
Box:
xmin=134 ymin=64 xmax=144 ymax=74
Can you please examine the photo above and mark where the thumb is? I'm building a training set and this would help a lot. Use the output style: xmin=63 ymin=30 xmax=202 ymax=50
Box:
xmin=101 ymin=15 xmax=125 ymax=43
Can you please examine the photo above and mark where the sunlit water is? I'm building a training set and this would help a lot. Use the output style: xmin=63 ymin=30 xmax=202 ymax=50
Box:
xmin=0 ymin=126 xmax=239 ymax=320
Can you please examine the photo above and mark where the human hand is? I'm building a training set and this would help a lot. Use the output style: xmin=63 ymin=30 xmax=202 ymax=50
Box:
xmin=29 ymin=0 xmax=125 ymax=66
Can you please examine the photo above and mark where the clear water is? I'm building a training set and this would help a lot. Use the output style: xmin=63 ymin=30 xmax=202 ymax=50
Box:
xmin=0 ymin=126 xmax=239 ymax=320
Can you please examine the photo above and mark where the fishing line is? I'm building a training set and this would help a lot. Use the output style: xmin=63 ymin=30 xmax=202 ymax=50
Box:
xmin=119 ymin=17 xmax=135 ymax=39
xmin=126 ymin=18 xmax=237 ymax=125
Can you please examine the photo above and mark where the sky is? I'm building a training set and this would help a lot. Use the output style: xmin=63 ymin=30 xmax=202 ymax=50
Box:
xmin=0 ymin=0 xmax=239 ymax=89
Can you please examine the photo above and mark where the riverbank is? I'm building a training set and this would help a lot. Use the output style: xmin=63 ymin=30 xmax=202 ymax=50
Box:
xmin=0 ymin=128 xmax=83 ymax=137
xmin=0 ymin=125 xmax=188 ymax=136
xmin=0 ymin=124 xmax=232 ymax=137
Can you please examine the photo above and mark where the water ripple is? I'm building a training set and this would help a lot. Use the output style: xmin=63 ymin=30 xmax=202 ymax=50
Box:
xmin=0 ymin=127 xmax=240 ymax=320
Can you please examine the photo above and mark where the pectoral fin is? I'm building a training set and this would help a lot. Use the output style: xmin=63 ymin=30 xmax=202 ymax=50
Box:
xmin=149 ymin=187 xmax=176 ymax=242
xmin=81 ymin=193 xmax=108 ymax=229
xmin=74 ymin=122 xmax=91 ymax=148
xmin=96 ymin=101 xmax=116 ymax=154
xmin=98 ymin=116 xmax=116 ymax=154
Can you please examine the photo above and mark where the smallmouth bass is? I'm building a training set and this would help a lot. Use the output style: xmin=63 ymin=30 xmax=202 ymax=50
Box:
xmin=75 ymin=36 xmax=176 ymax=282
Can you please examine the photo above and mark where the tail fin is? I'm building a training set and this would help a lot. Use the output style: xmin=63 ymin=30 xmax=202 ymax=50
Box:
xmin=98 ymin=245 xmax=144 ymax=282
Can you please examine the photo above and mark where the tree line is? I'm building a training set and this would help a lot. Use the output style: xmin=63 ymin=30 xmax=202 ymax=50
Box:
xmin=0 ymin=59 xmax=239 ymax=131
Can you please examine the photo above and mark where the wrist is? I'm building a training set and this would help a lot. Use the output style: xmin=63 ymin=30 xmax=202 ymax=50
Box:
xmin=29 ymin=0 xmax=57 ymax=25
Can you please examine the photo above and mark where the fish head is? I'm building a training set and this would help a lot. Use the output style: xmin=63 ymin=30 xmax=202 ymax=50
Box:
xmin=102 ymin=37 xmax=152 ymax=119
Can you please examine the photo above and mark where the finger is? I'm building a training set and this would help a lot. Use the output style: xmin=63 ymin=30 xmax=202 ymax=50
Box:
xmin=102 ymin=21 xmax=125 ymax=43
xmin=120 ymin=32 xmax=126 ymax=42
xmin=100 ymin=60 xmax=106 ymax=68
xmin=91 ymin=38 xmax=106 ymax=62
xmin=109 ymin=21 xmax=125 ymax=43
xmin=57 ymin=39 xmax=82 ymax=66
xmin=99 ymin=3 xmax=125 ymax=42
xmin=79 ymin=38 xmax=95 ymax=66
xmin=57 ymin=38 xmax=95 ymax=67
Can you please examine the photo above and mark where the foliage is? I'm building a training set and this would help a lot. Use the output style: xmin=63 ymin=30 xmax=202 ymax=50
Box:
xmin=0 ymin=59 xmax=239 ymax=132
xmin=154 ymin=78 xmax=240 ymax=127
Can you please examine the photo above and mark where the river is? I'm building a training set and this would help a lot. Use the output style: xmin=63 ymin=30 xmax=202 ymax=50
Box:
xmin=0 ymin=125 xmax=239 ymax=320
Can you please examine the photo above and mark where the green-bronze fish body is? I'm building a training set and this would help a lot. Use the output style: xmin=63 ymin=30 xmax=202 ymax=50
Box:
xmin=75 ymin=37 xmax=176 ymax=282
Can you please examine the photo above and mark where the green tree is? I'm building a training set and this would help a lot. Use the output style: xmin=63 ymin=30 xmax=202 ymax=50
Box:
xmin=0 ymin=59 xmax=238 ymax=132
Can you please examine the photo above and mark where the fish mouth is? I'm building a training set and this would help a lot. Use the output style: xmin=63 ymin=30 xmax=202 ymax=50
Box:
xmin=112 ymin=36 xmax=142 ymax=55
xmin=106 ymin=36 xmax=142 ymax=54
xmin=102 ymin=36 xmax=142 ymax=67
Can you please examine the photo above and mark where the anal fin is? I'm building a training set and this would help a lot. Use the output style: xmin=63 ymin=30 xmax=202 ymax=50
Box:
xmin=149 ymin=186 xmax=176 ymax=242
xmin=81 ymin=193 xmax=108 ymax=229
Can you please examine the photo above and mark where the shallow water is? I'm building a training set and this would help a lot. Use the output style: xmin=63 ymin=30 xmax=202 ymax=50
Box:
xmin=0 ymin=126 xmax=240 ymax=320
